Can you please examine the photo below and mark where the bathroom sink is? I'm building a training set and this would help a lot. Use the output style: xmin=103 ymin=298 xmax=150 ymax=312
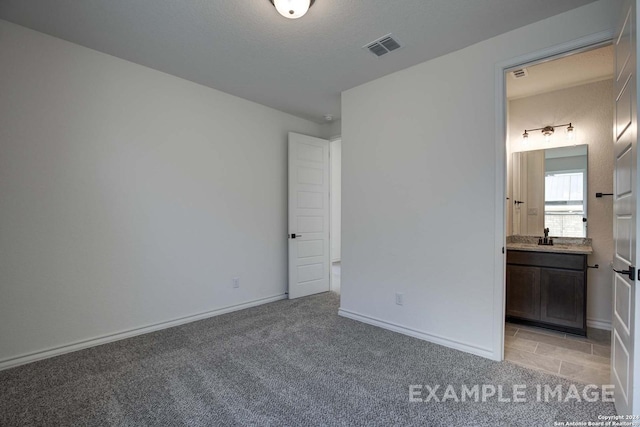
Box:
xmin=506 ymin=236 xmax=593 ymax=255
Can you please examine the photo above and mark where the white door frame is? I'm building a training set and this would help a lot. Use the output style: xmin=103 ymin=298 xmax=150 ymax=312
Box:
xmin=492 ymin=30 xmax=615 ymax=361
xmin=329 ymin=136 xmax=341 ymax=292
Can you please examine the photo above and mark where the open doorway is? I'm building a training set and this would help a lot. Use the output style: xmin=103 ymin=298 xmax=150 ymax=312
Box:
xmin=503 ymin=44 xmax=614 ymax=384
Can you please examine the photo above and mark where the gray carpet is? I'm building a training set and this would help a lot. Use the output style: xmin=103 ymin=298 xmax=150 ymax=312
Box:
xmin=1 ymin=293 xmax=616 ymax=426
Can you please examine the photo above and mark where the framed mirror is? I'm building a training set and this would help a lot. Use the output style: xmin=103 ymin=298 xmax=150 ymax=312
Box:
xmin=511 ymin=145 xmax=587 ymax=237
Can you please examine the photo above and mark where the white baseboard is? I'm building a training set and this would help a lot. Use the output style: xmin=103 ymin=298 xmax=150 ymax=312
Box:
xmin=338 ymin=308 xmax=495 ymax=360
xmin=587 ymin=318 xmax=612 ymax=331
xmin=0 ymin=293 xmax=287 ymax=371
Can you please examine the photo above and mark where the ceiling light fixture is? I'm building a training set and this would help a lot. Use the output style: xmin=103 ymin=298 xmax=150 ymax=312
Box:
xmin=522 ymin=123 xmax=575 ymax=142
xmin=269 ymin=0 xmax=315 ymax=19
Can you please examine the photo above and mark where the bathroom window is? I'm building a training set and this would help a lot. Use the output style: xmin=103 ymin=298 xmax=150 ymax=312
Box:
xmin=544 ymin=171 xmax=586 ymax=237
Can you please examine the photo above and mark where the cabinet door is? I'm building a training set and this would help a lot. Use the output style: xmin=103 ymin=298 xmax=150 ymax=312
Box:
xmin=539 ymin=268 xmax=584 ymax=329
xmin=506 ymin=265 xmax=540 ymax=320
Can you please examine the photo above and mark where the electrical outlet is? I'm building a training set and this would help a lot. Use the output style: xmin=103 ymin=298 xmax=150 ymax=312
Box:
xmin=395 ymin=292 xmax=404 ymax=306
xmin=232 ymin=277 xmax=240 ymax=288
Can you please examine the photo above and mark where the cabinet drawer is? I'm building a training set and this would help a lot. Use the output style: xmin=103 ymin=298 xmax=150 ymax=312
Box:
xmin=506 ymin=250 xmax=585 ymax=271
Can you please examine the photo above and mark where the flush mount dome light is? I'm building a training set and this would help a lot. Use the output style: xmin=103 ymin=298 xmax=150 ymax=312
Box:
xmin=270 ymin=0 xmax=315 ymax=19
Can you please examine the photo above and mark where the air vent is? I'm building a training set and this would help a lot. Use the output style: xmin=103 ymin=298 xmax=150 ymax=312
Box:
xmin=368 ymin=43 xmax=388 ymax=57
xmin=364 ymin=34 xmax=403 ymax=57
xmin=511 ymin=68 xmax=528 ymax=79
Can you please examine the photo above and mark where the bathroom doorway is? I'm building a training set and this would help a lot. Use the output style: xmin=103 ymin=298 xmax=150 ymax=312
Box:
xmin=502 ymin=43 xmax=614 ymax=385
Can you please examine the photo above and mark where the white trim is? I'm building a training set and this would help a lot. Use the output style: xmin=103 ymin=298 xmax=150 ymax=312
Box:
xmin=329 ymin=260 xmax=340 ymax=292
xmin=587 ymin=318 xmax=613 ymax=331
xmin=493 ymin=45 xmax=508 ymax=363
xmin=329 ymin=138 xmax=334 ymax=292
xmin=0 ymin=293 xmax=287 ymax=371
xmin=493 ymin=29 xmax=615 ymax=362
xmin=329 ymin=138 xmax=342 ymax=270
xmin=338 ymin=308 xmax=495 ymax=359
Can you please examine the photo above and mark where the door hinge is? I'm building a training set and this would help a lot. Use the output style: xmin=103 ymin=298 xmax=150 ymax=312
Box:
xmin=502 ymin=247 xmax=505 ymax=254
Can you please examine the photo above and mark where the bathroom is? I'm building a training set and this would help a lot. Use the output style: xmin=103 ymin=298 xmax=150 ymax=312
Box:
xmin=504 ymin=44 xmax=614 ymax=384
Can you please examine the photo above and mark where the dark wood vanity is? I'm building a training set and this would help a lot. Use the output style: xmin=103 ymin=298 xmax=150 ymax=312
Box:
xmin=506 ymin=249 xmax=587 ymax=336
xmin=508 ymin=144 xmax=591 ymax=337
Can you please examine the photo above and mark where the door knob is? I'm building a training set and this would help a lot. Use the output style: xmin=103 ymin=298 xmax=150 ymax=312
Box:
xmin=290 ymin=234 xmax=302 ymax=239
xmin=613 ymin=265 xmax=636 ymax=281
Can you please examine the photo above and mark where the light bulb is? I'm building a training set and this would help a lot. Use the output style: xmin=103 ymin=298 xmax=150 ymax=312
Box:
xmin=522 ymin=130 xmax=529 ymax=141
xmin=541 ymin=126 xmax=554 ymax=142
xmin=273 ymin=0 xmax=311 ymax=19
xmin=566 ymin=123 xmax=575 ymax=140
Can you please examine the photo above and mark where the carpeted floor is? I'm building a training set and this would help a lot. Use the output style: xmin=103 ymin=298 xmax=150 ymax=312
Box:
xmin=1 ymin=293 xmax=616 ymax=426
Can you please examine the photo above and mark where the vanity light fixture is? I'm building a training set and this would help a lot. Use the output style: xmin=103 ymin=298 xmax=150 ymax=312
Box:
xmin=522 ymin=123 xmax=575 ymax=142
xmin=269 ymin=0 xmax=315 ymax=19
xmin=542 ymin=126 xmax=554 ymax=142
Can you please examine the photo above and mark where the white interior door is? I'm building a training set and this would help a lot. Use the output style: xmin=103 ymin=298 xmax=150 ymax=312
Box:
xmin=512 ymin=152 xmax=523 ymax=235
xmin=612 ymin=0 xmax=639 ymax=415
xmin=288 ymin=132 xmax=330 ymax=299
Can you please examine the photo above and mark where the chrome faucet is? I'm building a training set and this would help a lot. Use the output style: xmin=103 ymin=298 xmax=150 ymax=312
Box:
xmin=544 ymin=228 xmax=549 ymax=239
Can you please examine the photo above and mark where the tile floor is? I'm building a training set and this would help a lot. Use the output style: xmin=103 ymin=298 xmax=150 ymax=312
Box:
xmin=504 ymin=322 xmax=612 ymax=385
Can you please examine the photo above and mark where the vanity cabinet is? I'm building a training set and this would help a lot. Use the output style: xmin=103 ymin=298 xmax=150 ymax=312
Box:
xmin=506 ymin=250 xmax=587 ymax=336
xmin=506 ymin=265 xmax=540 ymax=320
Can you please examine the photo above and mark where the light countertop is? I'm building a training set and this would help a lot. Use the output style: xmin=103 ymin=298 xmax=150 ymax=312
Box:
xmin=506 ymin=235 xmax=593 ymax=255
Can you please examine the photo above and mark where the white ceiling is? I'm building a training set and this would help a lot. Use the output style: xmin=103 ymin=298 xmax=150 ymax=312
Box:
xmin=0 ymin=0 xmax=598 ymax=123
xmin=507 ymin=44 xmax=614 ymax=99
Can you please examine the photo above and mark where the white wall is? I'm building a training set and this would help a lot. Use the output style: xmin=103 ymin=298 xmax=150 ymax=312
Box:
xmin=322 ymin=119 xmax=342 ymax=140
xmin=508 ymin=79 xmax=615 ymax=329
xmin=340 ymin=0 xmax=619 ymax=359
xmin=331 ymin=139 xmax=342 ymax=262
xmin=0 ymin=20 xmax=323 ymax=367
